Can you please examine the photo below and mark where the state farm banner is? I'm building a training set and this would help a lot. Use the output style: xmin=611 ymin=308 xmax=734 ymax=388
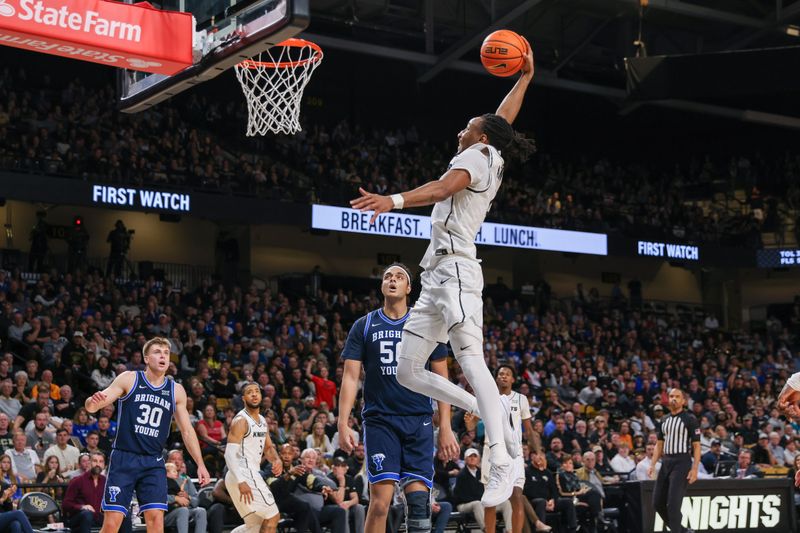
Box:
xmin=0 ymin=0 xmax=193 ymax=74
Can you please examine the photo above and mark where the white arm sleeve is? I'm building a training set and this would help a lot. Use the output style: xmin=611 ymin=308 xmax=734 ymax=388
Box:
xmin=787 ymin=372 xmax=800 ymax=392
xmin=224 ymin=443 xmax=246 ymax=484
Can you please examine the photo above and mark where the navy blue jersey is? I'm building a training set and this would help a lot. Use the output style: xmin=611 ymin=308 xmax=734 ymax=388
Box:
xmin=341 ymin=308 xmax=448 ymax=418
xmin=113 ymin=371 xmax=175 ymax=456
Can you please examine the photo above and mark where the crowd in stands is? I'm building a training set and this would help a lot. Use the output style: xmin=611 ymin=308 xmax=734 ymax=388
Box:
xmin=0 ymin=261 xmax=798 ymax=531
xmin=2 ymin=66 xmax=799 ymax=248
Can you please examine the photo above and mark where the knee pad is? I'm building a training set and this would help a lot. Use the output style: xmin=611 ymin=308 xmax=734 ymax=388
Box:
xmin=396 ymin=333 xmax=437 ymax=389
xmin=448 ymin=318 xmax=483 ymax=358
xmin=404 ymin=490 xmax=432 ymax=533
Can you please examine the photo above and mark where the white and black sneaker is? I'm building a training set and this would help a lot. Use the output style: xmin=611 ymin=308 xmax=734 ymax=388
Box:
xmin=481 ymin=447 xmax=514 ymax=507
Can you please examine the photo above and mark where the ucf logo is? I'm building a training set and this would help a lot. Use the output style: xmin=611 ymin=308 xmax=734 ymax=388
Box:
xmin=108 ymin=486 xmax=122 ymax=503
xmin=29 ymin=495 xmax=48 ymax=511
xmin=371 ymin=453 xmax=386 ymax=472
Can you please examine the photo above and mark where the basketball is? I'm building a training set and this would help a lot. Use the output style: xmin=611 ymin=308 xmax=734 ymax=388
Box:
xmin=480 ymin=29 xmax=528 ymax=77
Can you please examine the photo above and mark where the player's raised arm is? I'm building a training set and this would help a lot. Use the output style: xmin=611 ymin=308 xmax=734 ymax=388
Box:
xmin=495 ymin=36 xmax=534 ymax=125
xmin=85 ymin=371 xmax=136 ymax=413
xmin=173 ymin=382 xmax=211 ymax=486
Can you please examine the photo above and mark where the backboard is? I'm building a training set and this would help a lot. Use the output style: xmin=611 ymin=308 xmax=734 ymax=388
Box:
xmin=117 ymin=0 xmax=308 ymax=113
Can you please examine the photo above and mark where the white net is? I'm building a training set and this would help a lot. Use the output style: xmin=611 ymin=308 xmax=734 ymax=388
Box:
xmin=235 ymin=39 xmax=323 ymax=136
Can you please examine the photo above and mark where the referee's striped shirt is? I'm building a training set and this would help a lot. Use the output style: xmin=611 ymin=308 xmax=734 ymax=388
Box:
xmin=656 ymin=409 xmax=700 ymax=455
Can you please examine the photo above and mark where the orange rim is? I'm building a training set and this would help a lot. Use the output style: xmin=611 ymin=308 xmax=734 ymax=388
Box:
xmin=239 ymin=38 xmax=323 ymax=69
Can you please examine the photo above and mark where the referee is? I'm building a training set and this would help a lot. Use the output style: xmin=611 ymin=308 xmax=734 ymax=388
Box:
xmin=648 ymin=388 xmax=700 ymax=533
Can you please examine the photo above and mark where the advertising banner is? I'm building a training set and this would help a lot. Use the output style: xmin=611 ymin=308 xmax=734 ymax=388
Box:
xmin=624 ymin=479 xmax=796 ymax=533
xmin=0 ymin=0 xmax=193 ymax=74
xmin=311 ymin=204 xmax=609 ymax=256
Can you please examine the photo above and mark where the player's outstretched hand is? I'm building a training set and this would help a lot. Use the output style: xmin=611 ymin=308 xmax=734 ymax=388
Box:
xmin=337 ymin=423 xmax=355 ymax=454
xmin=238 ymin=482 xmax=253 ymax=505
xmin=520 ymin=36 xmax=534 ymax=78
xmin=197 ymin=464 xmax=211 ymax=487
xmin=271 ymin=460 xmax=283 ymax=476
xmin=87 ymin=391 xmax=107 ymax=409
xmin=350 ymin=187 xmax=393 ymax=224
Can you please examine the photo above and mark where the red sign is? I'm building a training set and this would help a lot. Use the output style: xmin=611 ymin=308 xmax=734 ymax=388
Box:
xmin=0 ymin=0 xmax=193 ymax=75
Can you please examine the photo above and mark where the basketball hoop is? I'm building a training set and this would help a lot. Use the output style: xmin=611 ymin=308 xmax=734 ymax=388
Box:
xmin=235 ymin=38 xmax=323 ymax=136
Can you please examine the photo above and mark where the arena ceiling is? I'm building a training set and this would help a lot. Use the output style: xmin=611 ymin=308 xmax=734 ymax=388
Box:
xmin=306 ymin=0 xmax=800 ymax=127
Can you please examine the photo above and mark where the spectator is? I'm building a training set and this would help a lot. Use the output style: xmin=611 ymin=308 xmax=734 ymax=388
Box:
xmin=93 ymin=416 xmax=114 ymax=456
xmin=633 ymin=443 xmax=661 ymax=481
xmin=305 ymin=360 xmax=337 ymax=410
xmin=578 ymin=376 xmax=603 ymax=407
xmin=609 ymin=443 xmax=635 ymax=474
xmin=751 ymin=433 xmax=777 ymax=467
xmin=71 ymin=408 xmax=93 ymax=446
xmin=4 ymin=431 xmax=39 ymax=481
xmin=44 ymin=427 xmax=81 ymax=477
xmin=556 ymin=456 xmax=603 ymax=531
xmin=195 ymin=404 xmax=225 ymax=457
xmin=62 ymin=451 xmax=107 ymax=533
xmin=90 ymin=356 xmax=115 ymax=390
xmin=524 ymin=451 xmax=577 ymax=533
xmin=453 ymin=448 xmax=486 ymax=531
xmin=346 ymin=442 xmax=365 ymax=477
xmin=293 ymin=448 xmax=347 ymax=533
xmin=166 ymin=450 xmax=214 ymax=533
xmin=164 ymin=461 xmax=207 ymax=533
xmin=25 ymin=411 xmax=55 ymax=460
xmin=546 ymin=437 xmax=567 ymax=472
xmin=306 ymin=422 xmax=334 ymax=458
xmin=0 ymin=412 xmax=13 ymax=453
xmin=36 ymin=455 xmax=66 ymax=498
xmin=32 ymin=370 xmax=61 ymax=401
xmin=0 ymin=453 xmax=23 ymax=503
xmin=53 ymin=385 xmax=78 ymax=420
xmin=81 ymin=431 xmax=102 ymax=455
xmin=327 ymin=456 xmax=365 ymax=533
xmin=731 ymin=449 xmax=763 ymax=479
xmin=784 ymin=438 xmax=800 ymax=466
xmin=13 ymin=383 xmax=51 ymax=431
xmin=768 ymin=432 xmax=785 ymax=467
xmin=0 ymin=379 xmax=22 ymax=418
xmin=576 ymin=451 xmax=616 ymax=499
xmin=700 ymin=440 xmax=723 ymax=475
xmin=265 ymin=444 xmax=318 ymax=533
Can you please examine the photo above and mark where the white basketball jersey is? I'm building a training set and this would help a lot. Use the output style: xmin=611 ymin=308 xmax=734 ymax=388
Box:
xmin=505 ymin=390 xmax=531 ymax=445
xmin=420 ymin=142 xmax=504 ymax=270
xmin=235 ymin=410 xmax=267 ymax=475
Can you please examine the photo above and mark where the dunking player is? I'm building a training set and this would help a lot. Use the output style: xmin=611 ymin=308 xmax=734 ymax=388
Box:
xmin=85 ymin=338 xmax=210 ymax=532
xmin=225 ymin=382 xmax=283 ymax=533
xmin=338 ymin=263 xmax=459 ymax=533
xmin=351 ymin=41 xmax=536 ymax=506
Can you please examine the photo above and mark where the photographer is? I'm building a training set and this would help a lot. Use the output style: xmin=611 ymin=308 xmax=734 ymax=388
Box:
xmin=106 ymin=220 xmax=131 ymax=277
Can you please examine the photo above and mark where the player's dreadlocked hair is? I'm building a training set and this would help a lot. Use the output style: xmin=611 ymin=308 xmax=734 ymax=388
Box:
xmin=480 ymin=113 xmax=537 ymax=163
